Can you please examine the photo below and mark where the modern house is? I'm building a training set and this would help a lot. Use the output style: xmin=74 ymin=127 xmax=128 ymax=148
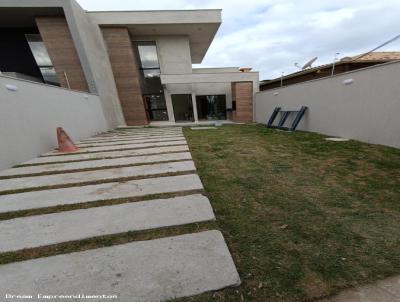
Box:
xmin=260 ymin=52 xmax=400 ymax=91
xmin=0 ymin=0 xmax=259 ymax=127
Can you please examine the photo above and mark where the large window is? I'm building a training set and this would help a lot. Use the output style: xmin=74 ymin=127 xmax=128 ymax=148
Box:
xmin=136 ymin=41 xmax=168 ymax=121
xmin=25 ymin=34 xmax=59 ymax=86
xmin=171 ymin=94 xmax=194 ymax=122
xmin=196 ymin=95 xmax=227 ymax=120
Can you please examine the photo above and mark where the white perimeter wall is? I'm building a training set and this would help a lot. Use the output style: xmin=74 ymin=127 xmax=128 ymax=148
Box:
xmin=255 ymin=61 xmax=400 ymax=148
xmin=0 ymin=76 xmax=108 ymax=170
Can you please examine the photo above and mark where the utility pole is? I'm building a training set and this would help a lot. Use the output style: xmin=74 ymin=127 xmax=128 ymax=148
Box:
xmin=331 ymin=52 xmax=340 ymax=76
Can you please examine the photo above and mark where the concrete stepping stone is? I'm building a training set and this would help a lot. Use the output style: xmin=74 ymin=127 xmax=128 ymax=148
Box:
xmin=19 ymin=145 xmax=190 ymax=166
xmin=0 ymin=152 xmax=192 ymax=178
xmin=76 ymin=136 xmax=185 ymax=147
xmin=98 ymin=129 xmax=182 ymax=136
xmin=93 ymin=131 xmax=183 ymax=139
xmin=113 ymin=127 xmax=181 ymax=131
xmin=0 ymin=161 xmax=195 ymax=194
xmin=81 ymin=133 xmax=185 ymax=143
xmin=0 ymin=174 xmax=203 ymax=213
xmin=324 ymin=137 xmax=350 ymax=142
xmin=42 ymin=140 xmax=188 ymax=156
xmin=0 ymin=231 xmax=240 ymax=301
xmin=191 ymin=127 xmax=217 ymax=130
xmin=0 ymin=194 xmax=214 ymax=252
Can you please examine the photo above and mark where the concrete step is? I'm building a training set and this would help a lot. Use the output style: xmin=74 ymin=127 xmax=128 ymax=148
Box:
xmin=81 ymin=133 xmax=185 ymax=143
xmin=42 ymin=140 xmax=187 ymax=156
xmin=0 ymin=161 xmax=196 ymax=194
xmin=191 ymin=127 xmax=217 ymax=130
xmin=0 ymin=194 xmax=214 ymax=252
xmin=0 ymin=231 xmax=240 ymax=301
xmin=20 ymin=145 xmax=190 ymax=166
xmin=97 ymin=129 xmax=182 ymax=137
xmin=76 ymin=136 xmax=185 ymax=147
xmin=88 ymin=130 xmax=183 ymax=138
xmin=0 ymin=174 xmax=203 ymax=213
xmin=0 ymin=152 xmax=192 ymax=178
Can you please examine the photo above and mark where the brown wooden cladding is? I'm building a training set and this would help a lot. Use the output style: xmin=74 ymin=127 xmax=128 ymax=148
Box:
xmin=232 ymin=81 xmax=253 ymax=123
xmin=35 ymin=16 xmax=89 ymax=92
xmin=101 ymin=27 xmax=148 ymax=126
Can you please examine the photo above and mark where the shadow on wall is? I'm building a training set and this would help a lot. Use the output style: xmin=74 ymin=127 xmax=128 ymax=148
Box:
xmin=0 ymin=76 xmax=108 ymax=170
xmin=255 ymin=61 xmax=400 ymax=148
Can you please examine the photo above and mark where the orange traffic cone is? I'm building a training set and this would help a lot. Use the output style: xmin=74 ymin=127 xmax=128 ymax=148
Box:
xmin=57 ymin=127 xmax=79 ymax=153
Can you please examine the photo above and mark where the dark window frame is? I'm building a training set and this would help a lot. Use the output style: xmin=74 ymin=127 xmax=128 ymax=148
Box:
xmin=135 ymin=41 xmax=169 ymax=122
xmin=25 ymin=34 xmax=60 ymax=86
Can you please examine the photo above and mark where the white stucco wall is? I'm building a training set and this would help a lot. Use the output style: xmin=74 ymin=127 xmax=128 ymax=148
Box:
xmin=255 ymin=61 xmax=400 ymax=148
xmin=0 ymin=76 xmax=108 ymax=170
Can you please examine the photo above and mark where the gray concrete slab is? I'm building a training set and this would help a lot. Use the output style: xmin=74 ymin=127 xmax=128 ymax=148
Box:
xmin=0 ymin=152 xmax=192 ymax=177
xmin=91 ymin=131 xmax=183 ymax=139
xmin=81 ymin=133 xmax=185 ymax=143
xmin=19 ymin=145 xmax=190 ymax=166
xmin=98 ymin=129 xmax=182 ymax=137
xmin=42 ymin=140 xmax=187 ymax=156
xmin=191 ymin=127 xmax=217 ymax=130
xmin=376 ymin=276 xmax=400 ymax=298
xmin=0 ymin=231 xmax=240 ymax=301
xmin=0 ymin=161 xmax=196 ymax=193
xmin=0 ymin=174 xmax=203 ymax=213
xmin=328 ymin=284 xmax=399 ymax=302
xmin=76 ymin=136 xmax=185 ymax=147
xmin=0 ymin=194 xmax=214 ymax=252
xmin=325 ymin=137 xmax=350 ymax=142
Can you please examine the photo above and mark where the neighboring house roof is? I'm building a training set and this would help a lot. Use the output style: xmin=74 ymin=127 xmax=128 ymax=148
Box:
xmin=342 ymin=51 xmax=400 ymax=61
xmin=260 ymin=52 xmax=400 ymax=86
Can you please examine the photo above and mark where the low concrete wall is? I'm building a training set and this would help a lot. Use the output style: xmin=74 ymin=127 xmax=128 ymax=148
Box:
xmin=255 ymin=61 xmax=400 ymax=148
xmin=0 ymin=76 xmax=108 ymax=170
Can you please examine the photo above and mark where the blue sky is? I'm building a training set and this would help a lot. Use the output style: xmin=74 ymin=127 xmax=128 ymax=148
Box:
xmin=76 ymin=0 xmax=400 ymax=79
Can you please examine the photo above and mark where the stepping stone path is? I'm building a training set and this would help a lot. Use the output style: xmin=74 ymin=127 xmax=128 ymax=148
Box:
xmin=0 ymin=127 xmax=240 ymax=301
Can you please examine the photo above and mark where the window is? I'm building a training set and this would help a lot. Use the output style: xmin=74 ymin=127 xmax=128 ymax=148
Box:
xmin=143 ymin=94 xmax=169 ymax=121
xmin=136 ymin=41 xmax=168 ymax=121
xmin=136 ymin=42 xmax=163 ymax=94
xmin=25 ymin=34 xmax=59 ymax=86
xmin=196 ymin=95 xmax=227 ymax=120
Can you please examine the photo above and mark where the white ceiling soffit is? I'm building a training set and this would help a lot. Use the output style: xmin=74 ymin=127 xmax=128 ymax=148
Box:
xmin=88 ymin=10 xmax=222 ymax=63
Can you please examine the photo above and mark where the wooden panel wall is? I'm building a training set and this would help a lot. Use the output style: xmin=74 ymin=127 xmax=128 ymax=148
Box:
xmin=35 ymin=16 xmax=89 ymax=92
xmin=101 ymin=27 xmax=148 ymax=126
xmin=232 ymin=81 xmax=253 ymax=123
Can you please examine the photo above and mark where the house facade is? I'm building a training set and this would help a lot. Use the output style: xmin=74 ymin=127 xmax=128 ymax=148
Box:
xmin=0 ymin=0 xmax=259 ymax=127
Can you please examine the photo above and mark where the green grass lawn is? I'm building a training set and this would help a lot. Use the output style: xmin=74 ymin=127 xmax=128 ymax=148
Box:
xmin=179 ymin=124 xmax=400 ymax=301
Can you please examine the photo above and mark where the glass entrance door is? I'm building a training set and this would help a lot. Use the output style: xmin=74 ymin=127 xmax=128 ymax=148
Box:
xmin=196 ymin=95 xmax=227 ymax=120
xmin=143 ymin=94 xmax=169 ymax=121
xmin=171 ymin=94 xmax=194 ymax=122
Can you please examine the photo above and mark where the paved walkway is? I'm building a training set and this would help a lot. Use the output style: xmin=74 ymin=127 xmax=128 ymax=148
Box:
xmin=0 ymin=127 xmax=240 ymax=301
xmin=320 ymin=276 xmax=400 ymax=302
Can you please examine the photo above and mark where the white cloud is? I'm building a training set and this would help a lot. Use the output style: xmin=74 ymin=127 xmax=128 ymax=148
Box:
xmin=77 ymin=0 xmax=400 ymax=79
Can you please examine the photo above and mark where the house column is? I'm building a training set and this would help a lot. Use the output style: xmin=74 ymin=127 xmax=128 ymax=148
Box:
xmin=101 ymin=27 xmax=148 ymax=126
xmin=164 ymin=90 xmax=175 ymax=122
xmin=191 ymin=93 xmax=199 ymax=123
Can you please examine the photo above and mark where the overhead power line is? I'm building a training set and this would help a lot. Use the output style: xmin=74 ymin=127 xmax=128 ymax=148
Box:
xmin=351 ymin=33 xmax=400 ymax=61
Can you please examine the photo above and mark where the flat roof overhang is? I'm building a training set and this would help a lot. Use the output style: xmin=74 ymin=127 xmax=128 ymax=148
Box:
xmin=88 ymin=10 xmax=222 ymax=64
xmin=0 ymin=7 xmax=64 ymax=27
